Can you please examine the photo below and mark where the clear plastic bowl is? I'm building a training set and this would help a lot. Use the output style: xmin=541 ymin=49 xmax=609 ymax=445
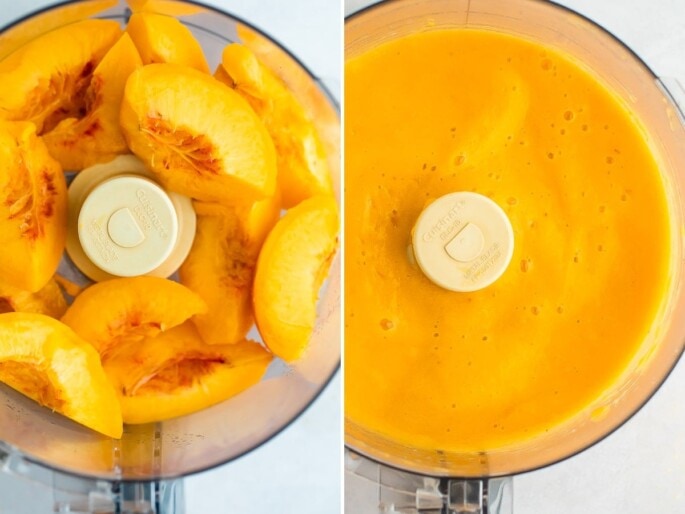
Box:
xmin=0 ymin=0 xmax=340 ymax=482
xmin=345 ymin=0 xmax=684 ymax=479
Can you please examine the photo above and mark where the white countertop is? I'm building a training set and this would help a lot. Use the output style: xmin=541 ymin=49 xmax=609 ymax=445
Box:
xmin=344 ymin=1 xmax=685 ymax=513
xmin=0 ymin=1 xmax=341 ymax=513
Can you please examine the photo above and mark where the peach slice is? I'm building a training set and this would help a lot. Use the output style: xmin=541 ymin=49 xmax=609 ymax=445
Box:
xmin=120 ymin=63 xmax=277 ymax=204
xmin=217 ymin=43 xmax=334 ymax=208
xmin=104 ymin=321 xmax=272 ymax=423
xmin=0 ymin=121 xmax=67 ymax=292
xmin=126 ymin=0 xmax=206 ymax=16
xmin=61 ymin=276 xmax=206 ymax=358
xmin=179 ymin=194 xmax=281 ymax=344
xmin=0 ymin=19 xmax=122 ymax=134
xmin=0 ymin=1 xmax=117 ymax=61
xmin=126 ymin=12 xmax=209 ymax=73
xmin=253 ymin=195 xmax=339 ymax=361
xmin=0 ymin=278 xmax=67 ymax=318
xmin=234 ymin=24 xmax=340 ymax=196
xmin=42 ymin=33 xmax=143 ymax=170
xmin=54 ymin=273 xmax=84 ymax=298
xmin=0 ymin=313 xmax=122 ymax=438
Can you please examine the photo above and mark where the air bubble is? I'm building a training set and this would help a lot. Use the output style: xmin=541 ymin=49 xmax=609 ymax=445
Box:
xmin=380 ymin=318 xmax=394 ymax=330
xmin=520 ymin=259 xmax=531 ymax=272
xmin=390 ymin=209 xmax=399 ymax=227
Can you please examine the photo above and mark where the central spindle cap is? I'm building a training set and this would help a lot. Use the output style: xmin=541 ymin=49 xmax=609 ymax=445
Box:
xmin=411 ymin=192 xmax=514 ymax=292
xmin=66 ymin=154 xmax=196 ymax=282
xmin=78 ymin=175 xmax=178 ymax=277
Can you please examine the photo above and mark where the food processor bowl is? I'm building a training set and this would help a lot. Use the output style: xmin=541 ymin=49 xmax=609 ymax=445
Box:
xmin=345 ymin=0 xmax=684 ymax=510
xmin=0 ymin=0 xmax=340 ymax=511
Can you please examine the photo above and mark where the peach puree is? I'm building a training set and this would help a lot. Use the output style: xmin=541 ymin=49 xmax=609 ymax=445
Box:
xmin=345 ymin=29 xmax=672 ymax=453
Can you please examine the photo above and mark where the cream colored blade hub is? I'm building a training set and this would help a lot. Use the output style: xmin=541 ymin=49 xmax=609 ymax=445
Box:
xmin=411 ymin=192 xmax=514 ymax=292
xmin=66 ymin=155 xmax=196 ymax=282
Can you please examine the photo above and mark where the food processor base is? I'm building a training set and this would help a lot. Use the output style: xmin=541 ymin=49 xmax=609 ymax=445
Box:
xmin=0 ymin=446 xmax=184 ymax=514
xmin=345 ymin=449 xmax=513 ymax=514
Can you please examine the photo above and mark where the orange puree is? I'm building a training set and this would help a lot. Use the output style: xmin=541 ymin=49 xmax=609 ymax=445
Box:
xmin=345 ymin=29 xmax=672 ymax=453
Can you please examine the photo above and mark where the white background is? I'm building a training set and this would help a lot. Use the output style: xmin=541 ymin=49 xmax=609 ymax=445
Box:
xmin=344 ymin=1 xmax=685 ymax=513
xmin=0 ymin=1 xmax=341 ymax=513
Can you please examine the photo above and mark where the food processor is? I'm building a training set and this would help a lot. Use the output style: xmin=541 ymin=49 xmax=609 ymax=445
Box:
xmin=0 ymin=1 xmax=340 ymax=512
xmin=344 ymin=0 xmax=684 ymax=512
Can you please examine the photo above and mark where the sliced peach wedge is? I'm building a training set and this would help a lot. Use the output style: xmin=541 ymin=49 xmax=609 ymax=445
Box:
xmin=104 ymin=321 xmax=272 ymax=424
xmin=0 ymin=19 xmax=122 ymax=134
xmin=120 ymin=63 xmax=277 ymax=204
xmin=216 ymin=43 xmax=334 ymax=208
xmin=0 ymin=1 xmax=117 ymax=61
xmin=253 ymin=195 xmax=339 ymax=362
xmin=126 ymin=0 xmax=206 ymax=16
xmin=0 ymin=313 xmax=122 ymax=438
xmin=0 ymin=278 xmax=67 ymax=318
xmin=126 ymin=12 xmax=209 ymax=73
xmin=179 ymin=194 xmax=281 ymax=345
xmin=42 ymin=33 xmax=143 ymax=170
xmin=0 ymin=121 xmax=67 ymax=293
xmin=61 ymin=276 xmax=206 ymax=359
